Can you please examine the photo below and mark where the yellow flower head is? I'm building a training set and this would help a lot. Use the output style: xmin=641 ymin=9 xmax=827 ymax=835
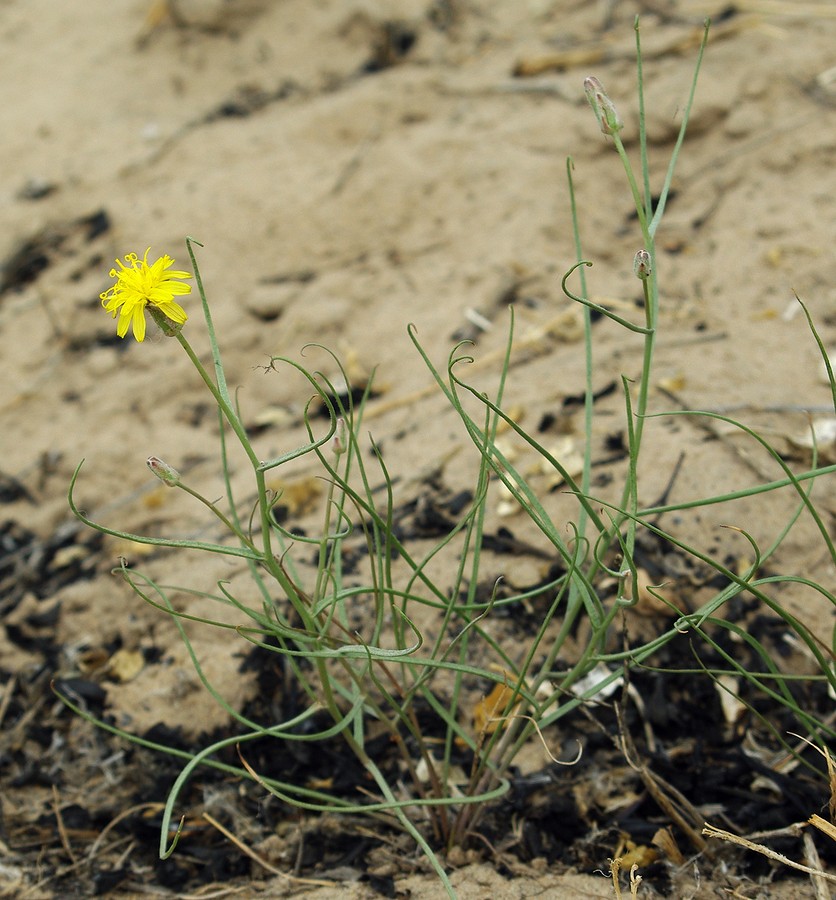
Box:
xmin=100 ymin=248 xmax=191 ymax=342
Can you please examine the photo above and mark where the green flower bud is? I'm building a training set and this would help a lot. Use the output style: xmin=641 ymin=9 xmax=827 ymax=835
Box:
xmin=584 ymin=76 xmax=623 ymax=136
xmin=633 ymin=250 xmax=652 ymax=280
xmin=332 ymin=417 xmax=348 ymax=456
xmin=147 ymin=456 xmax=181 ymax=487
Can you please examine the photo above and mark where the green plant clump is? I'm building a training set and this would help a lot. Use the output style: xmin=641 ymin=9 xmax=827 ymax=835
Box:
xmin=62 ymin=17 xmax=835 ymax=898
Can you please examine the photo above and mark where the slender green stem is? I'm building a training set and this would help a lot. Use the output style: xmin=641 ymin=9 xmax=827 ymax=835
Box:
xmin=175 ymin=331 xmax=258 ymax=469
xmin=634 ymin=17 xmax=652 ymax=226
xmin=173 ymin=480 xmax=256 ymax=551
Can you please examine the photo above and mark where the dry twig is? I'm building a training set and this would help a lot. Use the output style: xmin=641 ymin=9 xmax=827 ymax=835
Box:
xmin=202 ymin=810 xmax=335 ymax=888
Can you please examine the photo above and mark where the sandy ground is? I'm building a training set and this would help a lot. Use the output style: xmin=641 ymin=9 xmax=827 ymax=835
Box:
xmin=1 ymin=1 xmax=835 ymax=897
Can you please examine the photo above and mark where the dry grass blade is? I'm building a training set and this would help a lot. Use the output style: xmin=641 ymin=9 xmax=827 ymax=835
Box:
xmin=810 ymin=815 xmax=836 ymax=843
xmin=618 ymin=707 xmax=709 ymax=853
xmin=0 ymin=675 xmax=14 ymax=729
xmin=702 ymin=823 xmax=836 ymax=884
xmin=201 ymin=812 xmax=336 ymax=888
xmin=788 ymin=732 xmax=836 ymax=821
xmin=803 ymin=831 xmax=833 ymax=900
xmin=86 ymin=802 xmax=165 ymax=860
xmin=827 ymin=744 xmax=836 ymax=823
xmin=51 ymin=784 xmax=78 ymax=867
xmin=702 ymin=736 xmax=836 ymax=889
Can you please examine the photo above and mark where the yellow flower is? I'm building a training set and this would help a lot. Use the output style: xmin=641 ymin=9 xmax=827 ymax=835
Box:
xmin=100 ymin=249 xmax=191 ymax=342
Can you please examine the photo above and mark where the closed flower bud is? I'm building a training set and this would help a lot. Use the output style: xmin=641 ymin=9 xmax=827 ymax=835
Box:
xmin=147 ymin=456 xmax=181 ymax=487
xmin=332 ymin=417 xmax=348 ymax=456
xmin=584 ymin=76 xmax=623 ymax=135
xmin=633 ymin=250 xmax=652 ymax=280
